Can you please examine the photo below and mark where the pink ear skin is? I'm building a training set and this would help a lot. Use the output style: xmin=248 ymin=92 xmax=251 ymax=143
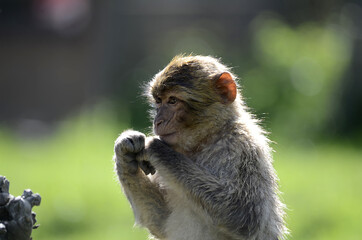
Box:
xmin=215 ymin=72 xmax=237 ymax=104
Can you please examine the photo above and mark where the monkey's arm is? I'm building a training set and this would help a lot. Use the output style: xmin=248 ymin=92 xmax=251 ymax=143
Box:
xmin=115 ymin=161 xmax=170 ymax=238
xmin=140 ymin=138 xmax=261 ymax=238
xmin=114 ymin=131 xmax=170 ymax=238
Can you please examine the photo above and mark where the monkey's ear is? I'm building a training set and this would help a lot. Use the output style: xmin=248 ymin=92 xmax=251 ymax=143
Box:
xmin=214 ymin=72 xmax=237 ymax=104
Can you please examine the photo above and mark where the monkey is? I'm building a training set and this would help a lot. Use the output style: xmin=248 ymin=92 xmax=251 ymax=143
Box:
xmin=113 ymin=55 xmax=288 ymax=240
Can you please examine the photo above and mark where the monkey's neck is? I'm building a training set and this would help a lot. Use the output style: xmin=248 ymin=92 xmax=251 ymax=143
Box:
xmin=177 ymin=118 xmax=236 ymax=157
xmin=174 ymin=102 xmax=248 ymax=156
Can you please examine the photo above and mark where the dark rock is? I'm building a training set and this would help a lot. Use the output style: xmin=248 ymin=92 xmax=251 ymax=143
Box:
xmin=0 ymin=176 xmax=41 ymax=240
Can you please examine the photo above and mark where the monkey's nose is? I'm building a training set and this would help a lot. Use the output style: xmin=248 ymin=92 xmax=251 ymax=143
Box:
xmin=155 ymin=119 xmax=163 ymax=127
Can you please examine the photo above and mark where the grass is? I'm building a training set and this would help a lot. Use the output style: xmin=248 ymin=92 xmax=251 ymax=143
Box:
xmin=274 ymin=142 xmax=362 ymax=240
xmin=0 ymin=109 xmax=361 ymax=240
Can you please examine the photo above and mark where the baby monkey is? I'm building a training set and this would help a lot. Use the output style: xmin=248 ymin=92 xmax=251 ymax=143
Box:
xmin=114 ymin=55 xmax=288 ymax=240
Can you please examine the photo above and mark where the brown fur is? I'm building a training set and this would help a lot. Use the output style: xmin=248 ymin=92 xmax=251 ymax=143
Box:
xmin=114 ymin=55 xmax=288 ymax=240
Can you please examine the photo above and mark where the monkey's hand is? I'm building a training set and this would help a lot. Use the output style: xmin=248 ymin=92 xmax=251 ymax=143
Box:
xmin=136 ymin=137 xmax=174 ymax=176
xmin=114 ymin=130 xmax=146 ymax=175
xmin=135 ymin=137 xmax=162 ymax=175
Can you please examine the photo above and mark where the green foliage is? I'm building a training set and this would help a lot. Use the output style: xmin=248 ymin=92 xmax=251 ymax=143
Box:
xmin=0 ymin=109 xmax=361 ymax=239
xmin=0 ymin=109 xmax=148 ymax=240
xmin=274 ymin=142 xmax=362 ymax=240
xmin=243 ymin=14 xmax=352 ymax=139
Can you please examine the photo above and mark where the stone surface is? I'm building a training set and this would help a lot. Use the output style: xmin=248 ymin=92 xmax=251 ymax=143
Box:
xmin=0 ymin=176 xmax=41 ymax=240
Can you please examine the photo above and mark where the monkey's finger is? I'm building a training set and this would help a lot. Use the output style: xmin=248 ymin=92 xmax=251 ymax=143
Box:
xmin=127 ymin=160 xmax=139 ymax=174
xmin=135 ymin=149 xmax=149 ymax=162
xmin=145 ymin=162 xmax=156 ymax=175
xmin=139 ymin=161 xmax=149 ymax=175
xmin=140 ymin=161 xmax=154 ymax=175
xmin=131 ymin=135 xmax=146 ymax=152
xmin=118 ymin=130 xmax=145 ymax=151
xmin=115 ymin=136 xmax=132 ymax=153
xmin=123 ymin=152 xmax=137 ymax=163
xmin=122 ymin=138 xmax=136 ymax=153
xmin=149 ymin=166 xmax=156 ymax=175
xmin=114 ymin=152 xmax=134 ymax=164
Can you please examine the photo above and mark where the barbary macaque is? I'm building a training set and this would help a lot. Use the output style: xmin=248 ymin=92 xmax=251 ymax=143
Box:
xmin=114 ymin=55 xmax=288 ymax=240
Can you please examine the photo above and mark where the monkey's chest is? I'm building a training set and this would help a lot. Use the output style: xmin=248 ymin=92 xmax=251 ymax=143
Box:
xmin=164 ymin=190 xmax=218 ymax=240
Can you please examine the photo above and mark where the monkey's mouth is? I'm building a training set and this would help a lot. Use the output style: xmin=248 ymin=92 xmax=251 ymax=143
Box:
xmin=159 ymin=132 xmax=176 ymax=138
xmin=158 ymin=132 xmax=177 ymax=143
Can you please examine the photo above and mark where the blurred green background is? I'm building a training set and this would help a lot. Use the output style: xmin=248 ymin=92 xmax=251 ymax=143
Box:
xmin=0 ymin=1 xmax=361 ymax=240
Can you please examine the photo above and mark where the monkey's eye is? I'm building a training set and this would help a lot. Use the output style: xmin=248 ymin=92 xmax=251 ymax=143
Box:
xmin=168 ymin=96 xmax=178 ymax=105
xmin=155 ymin=97 xmax=162 ymax=104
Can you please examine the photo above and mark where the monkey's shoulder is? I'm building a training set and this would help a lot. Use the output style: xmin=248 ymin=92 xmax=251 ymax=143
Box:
xmin=196 ymin=133 xmax=269 ymax=173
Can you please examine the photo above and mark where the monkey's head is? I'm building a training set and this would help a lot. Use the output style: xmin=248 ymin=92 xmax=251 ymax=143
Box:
xmin=145 ymin=55 xmax=241 ymax=152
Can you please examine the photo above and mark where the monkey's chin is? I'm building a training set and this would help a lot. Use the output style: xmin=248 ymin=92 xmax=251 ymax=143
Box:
xmin=159 ymin=132 xmax=177 ymax=145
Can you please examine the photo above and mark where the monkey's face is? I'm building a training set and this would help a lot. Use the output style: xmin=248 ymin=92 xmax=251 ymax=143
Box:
xmin=153 ymin=91 xmax=191 ymax=146
xmin=147 ymin=56 xmax=238 ymax=151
